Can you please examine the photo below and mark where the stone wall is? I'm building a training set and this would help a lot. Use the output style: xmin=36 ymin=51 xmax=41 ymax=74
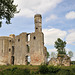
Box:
xmin=0 ymin=37 xmax=12 ymax=65
xmin=49 ymin=54 xmax=71 ymax=66
xmin=30 ymin=32 xmax=46 ymax=65
xmin=14 ymin=32 xmax=29 ymax=65
xmin=0 ymin=14 xmax=47 ymax=65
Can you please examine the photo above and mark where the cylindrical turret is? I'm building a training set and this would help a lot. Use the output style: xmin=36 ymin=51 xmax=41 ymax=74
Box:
xmin=9 ymin=34 xmax=15 ymax=38
xmin=34 ymin=14 xmax=42 ymax=32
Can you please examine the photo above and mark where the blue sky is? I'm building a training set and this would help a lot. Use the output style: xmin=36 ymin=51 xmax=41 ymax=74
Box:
xmin=0 ymin=0 xmax=75 ymax=60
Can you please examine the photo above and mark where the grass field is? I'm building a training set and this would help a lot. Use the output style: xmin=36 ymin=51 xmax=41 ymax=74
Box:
xmin=0 ymin=65 xmax=75 ymax=75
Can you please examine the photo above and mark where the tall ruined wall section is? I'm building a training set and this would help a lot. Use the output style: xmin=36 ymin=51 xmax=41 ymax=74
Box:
xmin=30 ymin=14 xmax=47 ymax=65
xmin=0 ymin=14 xmax=47 ymax=65
xmin=30 ymin=32 xmax=47 ymax=65
xmin=14 ymin=33 xmax=29 ymax=65
xmin=0 ymin=37 xmax=9 ymax=65
xmin=0 ymin=35 xmax=15 ymax=65
xmin=9 ymin=34 xmax=15 ymax=65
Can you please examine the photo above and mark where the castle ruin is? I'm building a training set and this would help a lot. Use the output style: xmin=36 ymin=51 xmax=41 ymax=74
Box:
xmin=49 ymin=54 xmax=71 ymax=66
xmin=0 ymin=14 xmax=47 ymax=65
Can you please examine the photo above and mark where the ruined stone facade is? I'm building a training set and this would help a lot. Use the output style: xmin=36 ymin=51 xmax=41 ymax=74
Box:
xmin=0 ymin=14 xmax=47 ymax=65
xmin=49 ymin=54 xmax=71 ymax=66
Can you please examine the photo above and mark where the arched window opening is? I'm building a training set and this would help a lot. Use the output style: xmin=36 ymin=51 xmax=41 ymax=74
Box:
xmin=33 ymin=36 xmax=36 ymax=40
xmin=25 ymin=56 xmax=30 ymax=65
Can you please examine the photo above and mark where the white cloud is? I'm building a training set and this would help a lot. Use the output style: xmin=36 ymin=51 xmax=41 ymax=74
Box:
xmin=14 ymin=0 xmax=62 ymax=17
xmin=46 ymin=14 xmax=58 ymax=22
xmin=43 ymin=28 xmax=67 ymax=45
xmin=43 ymin=28 xmax=75 ymax=45
xmin=68 ymin=29 xmax=75 ymax=33
xmin=48 ymin=48 xmax=57 ymax=52
xmin=65 ymin=11 xmax=75 ymax=19
xmin=66 ymin=30 xmax=75 ymax=45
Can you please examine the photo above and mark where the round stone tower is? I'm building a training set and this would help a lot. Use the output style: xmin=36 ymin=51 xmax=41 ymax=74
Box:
xmin=34 ymin=14 xmax=42 ymax=32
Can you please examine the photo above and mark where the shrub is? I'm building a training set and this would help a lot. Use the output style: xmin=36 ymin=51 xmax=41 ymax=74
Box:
xmin=13 ymin=68 xmax=30 ymax=75
xmin=57 ymin=69 xmax=74 ymax=75
xmin=69 ymin=66 xmax=75 ymax=74
xmin=48 ymin=66 xmax=60 ymax=73
xmin=0 ymin=67 xmax=30 ymax=75
xmin=1 ymin=69 xmax=13 ymax=75
xmin=39 ymin=64 xmax=48 ymax=74
xmin=0 ymin=71 xmax=3 ymax=75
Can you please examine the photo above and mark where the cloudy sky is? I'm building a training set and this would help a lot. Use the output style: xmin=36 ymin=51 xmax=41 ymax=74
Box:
xmin=0 ymin=0 xmax=75 ymax=60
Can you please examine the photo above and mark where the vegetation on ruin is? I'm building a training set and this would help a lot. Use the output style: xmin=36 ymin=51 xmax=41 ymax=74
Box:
xmin=51 ymin=52 xmax=56 ymax=58
xmin=54 ymin=38 xmax=66 ymax=55
xmin=47 ymin=51 xmax=50 ymax=59
xmin=0 ymin=0 xmax=18 ymax=27
xmin=68 ymin=51 xmax=73 ymax=58
xmin=0 ymin=65 xmax=75 ymax=75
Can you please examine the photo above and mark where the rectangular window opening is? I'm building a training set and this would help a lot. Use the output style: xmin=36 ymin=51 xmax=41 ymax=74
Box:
xmin=27 ymin=34 xmax=30 ymax=41
xmin=27 ymin=45 xmax=29 ymax=53
xmin=12 ymin=46 xmax=14 ymax=55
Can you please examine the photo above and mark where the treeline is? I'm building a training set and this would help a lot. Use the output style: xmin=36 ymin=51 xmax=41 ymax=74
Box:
xmin=0 ymin=65 xmax=75 ymax=75
xmin=71 ymin=61 xmax=75 ymax=65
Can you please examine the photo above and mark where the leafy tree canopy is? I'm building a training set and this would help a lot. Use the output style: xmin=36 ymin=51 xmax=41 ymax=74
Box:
xmin=68 ymin=51 xmax=73 ymax=58
xmin=54 ymin=38 xmax=66 ymax=55
xmin=0 ymin=0 xmax=18 ymax=27
xmin=47 ymin=51 xmax=50 ymax=59
xmin=51 ymin=52 xmax=56 ymax=58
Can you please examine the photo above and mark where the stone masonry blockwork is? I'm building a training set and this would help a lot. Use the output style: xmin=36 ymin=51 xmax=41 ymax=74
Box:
xmin=0 ymin=14 xmax=47 ymax=65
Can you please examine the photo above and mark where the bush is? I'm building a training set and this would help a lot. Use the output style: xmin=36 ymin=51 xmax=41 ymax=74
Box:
xmin=0 ymin=71 xmax=4 ymax=75
xmin=0 ymin=65 xmax=75 ymax=75
xmin=0 ymin=67 xmax=30 ymax=75
xmin=13 ymin=69 xmax=30 ymax=75
xmin=57 ymin=69 xmax=74 ymax=75
xmin=69 ymin=66 xmax=75 ymax=74
xmin=48 ymin=66 xmax=60 ymax=73
xmin=39 ymin=64 xmax=48 ymax=74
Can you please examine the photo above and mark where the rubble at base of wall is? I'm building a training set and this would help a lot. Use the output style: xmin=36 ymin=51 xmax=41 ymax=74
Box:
xmin=48 ymin=55 xmax=71 ymax=66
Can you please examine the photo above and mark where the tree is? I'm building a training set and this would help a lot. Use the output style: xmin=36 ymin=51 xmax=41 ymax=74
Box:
xmin=47 ymin=51 xmax=50 ymax=59
xmin=0 ymin=0 xmax=18 ymax=27
xmin=68 ymin=51 xmax=73 ymax=58
xmin=54 ymin=38 xmax=66 ymax=55
xmin=51 ymin=52 xmax=56 ymax=58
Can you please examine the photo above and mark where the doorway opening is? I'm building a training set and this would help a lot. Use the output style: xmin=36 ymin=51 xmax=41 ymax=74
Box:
xmin=25 ymin=56 xmax=30 ymax=65
xmin=11 ymin=56 xmax=14 ymax=65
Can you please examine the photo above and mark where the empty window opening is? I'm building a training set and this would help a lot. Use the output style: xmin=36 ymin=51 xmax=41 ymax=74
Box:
xmin=33 ymin=36 xmax=36 ymax=40
xmin=9 ymin=49 xmax=11 ymax=52
xmin=9 ymin=40 xmax=11 ymax=42
xmin=28 ymin=34 xmax=30 ymax=41
xmin=12 ymin=46 xmax=14 ymax=55
xmin=18 ymin=39 xmax=20 ymax=42
xmin=11 ymin=56 xmax=14 ymax=65
xmin=26 ymin=34 xmax=30 ymax=41
xmin=27 ymin=45 xmax=30 ymax=53
xmin=28 ymin=56 xmax=30 ymax=64
xmin=25 ymin=56 xmax=30 ymax=65
xmin=36 ymin=27 xmax=38 ymax=29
